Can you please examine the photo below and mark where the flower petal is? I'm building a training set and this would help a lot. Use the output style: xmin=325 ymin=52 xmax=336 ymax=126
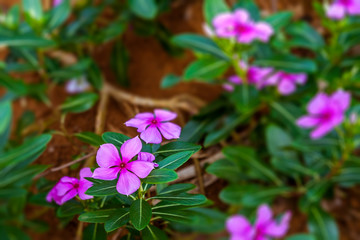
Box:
xmin=226 ymin=215 xmax=253 ymax=236
xmin=78 ymin=181 xmax=93 ymax=200
xmin=255 ymin=204 xmax=273 ymax=229
xmin=296 ymin=116 xmax=320 ymax=128
xmin=310 ymin=122 xmax=337 ymax=139
xmin=96 ymin=144 xmax=121 ymax=168
xmin=294 ymin=73 xmax=307 ymax=85
xmin=213 ymin=13 xmax=237 ymax=38
xmin=59 ymin=188 xmax=77 ymax=205
xmin=263 ymin=211 xmax=292 ymax=237
xmin=223 ymin=83 xmax=235 ymax=92
xmin=125 ymin=118 xmax=149 ymax=132
xmin=134 ymin=112 xmax=154 ymax=120
xmin=233 ymin=9 xmax=250 ymax=23
xmin=228 ymin=75 xmax=242 ymax=84
xmin=120 ymin=136 xmax=142 ymax=162
xmin=92 ymin=167 xmax=120 ymax=180
xmin=154 ymin=109 xmax=177 ymax=122
xmin=140 ymin=125 xmax=162 ymax=144
xmin=79 ymin=167 xmax=92 ymax=180
xmin=158 ymin=122 xmax=181 ymax=140
xmin=255 ymin=22 xmax=273 ymax=42
xmin=126 ymin=161 xmax=154 ymax=178
xmin=327 ymin=3 xmax=346 ymax=19
xmin=307 ymin=93 xmax=329 ymax=115
xmin=277 ymin=79 xmax=296 ymax=95
xmin=116 ymin=169 xmax=141 ymax=196
xmin=138 ymin=152 xmax=155 ymax=162
xmin=331 ymin=89 xmax=351 ymax=111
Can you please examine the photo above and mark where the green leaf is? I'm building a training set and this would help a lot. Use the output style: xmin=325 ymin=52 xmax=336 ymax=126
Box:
xmin=97 ymin=17 xmax=127 ymax=43
xmin=286 ymin=22 xmax=325 ymax=50
xmin=104 ymin=209 xmax=130 ymax=232
xmin=234 ymin=0 xmax=260 ymax=20
xmin=0 ymin=165 xmax=48 ymax=188
xmin=332 ymin=166 xmax=360 ymax=186
xmin=143 ymin=169 xmax=178 ymax=184
xmin=206 ymin=159 xmax=244 ymax=182
xmin=57 ymin=200 xmax=84 ymax=217
xmin=86 ymin=180 xmax=118 ymax=196
xmin=158 ymin=151 xmax=193 ymax=170
xmin=0 ymin=188 xmax=26 ymax=199
xmin=184 ymin=58 xmax=229 ymax=81
xmin=158 ymin=184 xmax=195 ymax=195
xmin=111 ymin=41 xmax=129 ymax=87
xmin=155 ymin=142 xmax=201 ymax=157
xmin=50 ymin=59 xmax=91 ymax=81
xmin=151 ymin=193 xmax=207 ymax=206
xmin=78 ymin=209 xmax=117 ymax=223
xmin=142 ymin=225 xmax=168 ymax=240
xmin=102 ymin=132 xmax=130 ymax=147
xmin=265 ymin=11 xmax=293 ymax=30
xmin=254 ymin=55 xmax=317 ymax=73
xmin=286 ymin=234 xmax=316 ymax=240
xmin=308 ymin=206 xmax=339 ymax=240
xmin=128 ymin=0 xmax=158 ymax=20
xmin=86 ymin=61 xmax=103 ymax=90
xmin=0 ymin=72 xmax=28 ymax=96
xmin=82 ymin=223 xmax=107 ymax=240
xmin=130 ymin=199 xmax=152 ymax=230
xmin=47 ymin=0 xmax=70 ymax=30
xmin=266 ymin=125 xmax=296 ymax=159
xmin=203 ymin=0 xmax=230 ymax=26
xmin=22 ymin=0 xmax=43 ymax=23
xmin=5 ymin=6 xmax=20 ymax=29
xmin=0 ymin=35 xmax=55 ymax=48
xmin=271 ymin=157 xmax=318 ymax=178
xmin=0 ymin=100 xmax=12 ymax=136
xmin=161 ymin=74 xmax=181 ymax=88
xmin=74 ymin=132 xmax=105 ymax=146
xmin=152 ymin=209 xmax=192 ymax=224
xmin=60 ymin=93 xmax=98 ymax=113
xmin=171 ymin=34 xmax=229 ymax=61
xmin=0 ymin=134 xmax=51 ymax=168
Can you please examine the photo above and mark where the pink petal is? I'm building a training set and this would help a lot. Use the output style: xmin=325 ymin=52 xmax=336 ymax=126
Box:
xmin=277 ymin=79 xmax=296 ymax=95
xmin=307 ymin=93 xmax=329 ymax=115
xmin=59 ymin=176 xmax=78 ymax=184
xmin=233 ymin=9 xmax=250 ymax=23
xmin=125 ymin=118 xmax=149 ymax=132
xmin=120 ymin=136 xmax=142 ymax=162
xmin=116 ymin=169 xmax=141 ymax=196
xmin=78 ymin=181 xmax=93 ymax=200
xmin=264 ymin=72 xmax=280 ymax=86
xmin=330 ymin=89 xmax=351 ymax=111
xmin=296 ymin=116 xmax=320 ymax=128
xmin=294 ymin=73 xmax=307 ymax=84
xmin=79 ymin=167 xmax=92 ymax=180
xmin=92 ymin=167 xmax=120 ymax=180
xmin=345 ymin=0 xmax=360 ymax=15
xmin=140 ymin=125 xmax=162 ymax=144
xmin=53 ymin=0 xmax=62 ymax=7
xmin=59 ymin=188 xmax=77 ymax=205
xmin=134 ymin=112 xmax=154 ymax=120
xmin=255 ymin=204 xmax=273 ymax=229
xmin=326 ymin=3 xmax=346 ymax=19
xmin=223 ymin=83 xmax=235 ymax=92
xmin=154 ymin=109 xmax=177 ymax=122
xmin=263 ymin=211 xmax=292 ymax=237
xmin=255 ymin=22 xmax=274 ymax=42
xmin=213 ymin=13 xmax=237 ymax=38
xmin=228 ymin=75 xmax=242 ymax=84
xmin=226 ymin=215 xmax=253 ymax=236
xmin=96 ymin=144 xmax=121 ymax=168
xmin=138 ymin=152 xmax=155 ymax=162
xmin=237 ymin=30 xmax=258 ymax=44
xmin=310 ymin=122 xmax=336 ymax=139
xmin=158 ymin=122 xmax=181 ymax=140
xmin=126 ymin=161 xmax=154 ymax=178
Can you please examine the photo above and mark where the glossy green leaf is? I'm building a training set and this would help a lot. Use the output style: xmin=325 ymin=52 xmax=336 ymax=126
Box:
xmin=111 ymin=41 xmax=129 ymax=87
xmin=266 ymin=125 xmax=296 ymax=159
xmin=104 ymin=208 xmax=130 ymax=232
xmin=152 ymin=209 xmax=192 ymax=224
xmin=286 ymin=22 xmax=325 ymax=50
xmin=102 ymin=132 xmax=130 ymax=147
xmin=142 ymin=225 xmax=168 ymax=240
xmin=0 ymin=100 xmax=12 ymax=137
xmin=265 ymin=11 xmax=293 ymax=30
xmin=74 ymin=132 xmax=105 ymax=146
xmin=47 ymin=0 xmax=70 ymax=30
xmin=203 ymin=0 xmax=230 ymax=26
xmin=160 ymin=74 xmax=181 ymax=88
xmin=22 ymin=0 xmax=43 ymax=23
xmin=172 ymin=34 xmax=229 ymax=60
xmin=155 ymin=142 xmax=201 ymax=157
xmin=0 ymin=165 xmax=48 ymax=188
xmin=143 ymin=169 xmax=178 ymax=184
xmin=0 ymin=188 xmax=26 ymax=199
xmin=254 ymin=55 xmax=317 ymax=73
xmin=286 ymin=234 xmax=316 ymax=240
xmin=234 ymin=0 xmax=260 ymax=20
xmin=130 ymin=199 xmax=152 ymax=230
xmin=0 ymin=35 xmax=54 ymax=47
xmin=78 ymin=209 xmax=117 ymax=223
xmin=308 ymin=206 xmax=339 ymax=240
xmin=57 ymin=200 xmax=84 ymax=217
xmin=151 ymin=193 xmax=207 ymax=206
xmin=206 ymin=159 xmax=245 ymax=182
xmin=86 ymin=61 xmax=103 ymax=90
xmin=86 ymin=180 xmax=118 ymax=196
xmin=82 ymin=223 xmax=107 ymax=240
xmin=158 ymin=151 xmax=193 ymax=170
xmin=184 ymin=58 xmax=229 ymax=81
xmin=128 ymin=0 xmax=158 ymax=19
xmin=158 ymin=184 xmax=195 ymax=195
xmin=60 ymin=93 xmax=98 ymax=113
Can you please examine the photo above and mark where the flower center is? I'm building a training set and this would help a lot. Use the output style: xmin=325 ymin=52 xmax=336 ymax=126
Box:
xmin=120 ymin=163 xmax=126 ymax=168
xmin=151 ymin=119 xmax=158 ymax=124
xmin=73 ymin=183 xmax=79 ymax=189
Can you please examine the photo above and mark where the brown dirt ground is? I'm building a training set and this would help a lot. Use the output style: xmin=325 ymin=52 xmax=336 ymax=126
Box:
xmin=1 ymin=0 xmax=360 ymax=239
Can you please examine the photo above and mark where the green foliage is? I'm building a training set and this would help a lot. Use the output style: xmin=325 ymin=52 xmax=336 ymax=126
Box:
xmin=60 ymin=93 xmax=99 ymax=113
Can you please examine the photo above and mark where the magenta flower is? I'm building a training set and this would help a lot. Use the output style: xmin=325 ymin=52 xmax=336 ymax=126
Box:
xmin=92 ymin=136 xmax=154 ymax=195
xmin=226 ymin=204 xmax=291 ymax=240
xmin=296 ymin=90 xmax=351 ymax=139
xmin=125 ymin=109 xmax=181 ymax=144
xmin=326 ymin=0 xmax=360 ymax=20
xmin=53 ymin=0 xmax=62 ymax=7
xmin=213 ymin=9 xmax=273 ymax=44
xmin=265 ymin=71 xmax=307 ymax=95
xmin=46 ymin=168 xmax=93 ymax=205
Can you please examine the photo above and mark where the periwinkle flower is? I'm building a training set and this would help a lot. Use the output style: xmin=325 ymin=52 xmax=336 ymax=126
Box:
xmin=266 ymin=71 xmax=307 ymax=95
xmin=226 ymin=204 xmax=291 ymax=240
xmin=125 ymin=109 xmax=181 ymax=144
xmin=297 ymin=90 xmax=351 ymax=139
xmin=326 ymin=0 xmax=360 ymax=20
xmin=65 ymin=76 xmax=90 ymax=94
xmin=213 ymin=9 xmax=273 ymax=44
xmin=92 ymin=136 xmax=155 ymax=195
xmin=46 ymin=168 xmax=93 ymax=205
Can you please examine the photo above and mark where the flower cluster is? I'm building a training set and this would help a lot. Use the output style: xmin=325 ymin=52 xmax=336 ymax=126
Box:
xmin=326 ymin=0 xmax=360 ymax=20
xmin=47 ymin=168 xmax=93 ymax=205
xmin=297 ymin=89 xmax=351 ymax=139
xmin=213 ymin=9 xmax=273 ymax=44
xmin=224 ymin=61 xmax=307 ymax=95
xmin=226 ymin=205 xmax=291 ymax=240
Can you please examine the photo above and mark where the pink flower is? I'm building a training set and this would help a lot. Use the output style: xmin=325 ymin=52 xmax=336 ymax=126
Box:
xmin=297 ymin=90 xmax=351 ymax=139
xmin=265 ymin=71 xmax=307 ymax=95
xmin=226 ymin=204 xmax=291 ymax=240
xmin=326 ymin=0 xmax=360 ymax=19
xmin=46 ymin=168 xmax=93 ymax=205
xmin=92 ymin=136 xmax=154 ymax=195
xmin=213 ymin=9 xmax=273 ymax=44
xmin=125 ymin=109 xmax=181 ymax=144
xmin=66 ymin=76 xmax=90 ymax=94
xmin=53 ymin=0 xmax=62 ymax=7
